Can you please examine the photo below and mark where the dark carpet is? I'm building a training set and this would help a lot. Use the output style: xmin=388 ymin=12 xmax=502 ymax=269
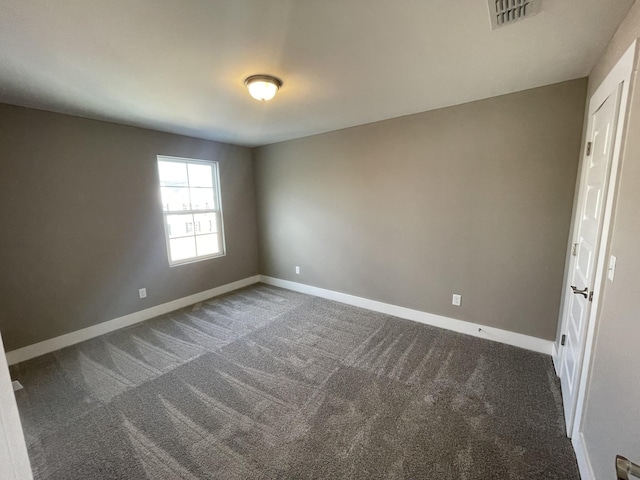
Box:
xmin=10 ymin=283 xmax=579 ymax=479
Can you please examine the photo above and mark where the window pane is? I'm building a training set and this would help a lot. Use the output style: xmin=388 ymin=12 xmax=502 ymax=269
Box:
xmin=158 ymin=161 xmax=188 ymax=187
xmin=169 ymin=236 xmax=196 ymax=262
xmin=166 ymin=214 xmax=194 ymax=238
xmin=188 ymin=163 xmax=213 ymax=188
xmin=190 ymin=187 xmax=215 ymax=210
xmin=161 ymin=187 xmax=190 ymax=211
xmin=196 ymin=234 xmax=220 ymax=256
xmin=193 ymin=212 xmax=218 ymax=234
xmin=158 ymin=157 xmax=225 ymax=265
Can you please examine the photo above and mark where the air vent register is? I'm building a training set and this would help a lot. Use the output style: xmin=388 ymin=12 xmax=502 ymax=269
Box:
xmin=488 ymin=0 xmax=541 ymax=29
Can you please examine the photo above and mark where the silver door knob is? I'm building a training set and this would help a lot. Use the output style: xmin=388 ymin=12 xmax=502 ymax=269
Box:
xmin=616 ymin=455 xmax=640 ymax=480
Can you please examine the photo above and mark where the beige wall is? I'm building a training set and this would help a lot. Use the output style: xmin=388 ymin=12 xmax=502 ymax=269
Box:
xmin=254 ymin=79 xmax=587 ymax=341
xmin=578 ymin=1 xmax=640 ymax=478
xmin=0 ymin=104 xmax=259 ymax=352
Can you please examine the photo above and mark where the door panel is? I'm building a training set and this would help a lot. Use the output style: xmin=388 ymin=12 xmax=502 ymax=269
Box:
xmin=575 ymin=238 xmax=593 ymax=281
xmin=583 ymin=186 xmax=601 ymax=221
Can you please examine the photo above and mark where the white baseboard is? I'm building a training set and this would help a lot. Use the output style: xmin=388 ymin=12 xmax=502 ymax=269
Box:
xmin=7 ymin=274 xmax=554 ymax=365
xmin=6 ymin=275 xmax=261 ymax=366
xmin=573 ymin=432 xmax=595 ymax=480
xmin=260 ymin=276 xmax=554 ymax=356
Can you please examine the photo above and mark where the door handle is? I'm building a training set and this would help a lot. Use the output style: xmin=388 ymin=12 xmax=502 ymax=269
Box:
xmin=616 ymin=455 xmax=640 ymax=480
xmin=571 ymin=285 xmax=589 ymax=298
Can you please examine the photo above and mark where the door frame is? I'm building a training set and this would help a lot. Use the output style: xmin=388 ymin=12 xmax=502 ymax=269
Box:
xmin=556 ymin=39 xmax=637 ymax=445
xmin=0 ymin=332 xmax=33 ymax=479
xmin=559 ymin=82 xmax=624 ymax=436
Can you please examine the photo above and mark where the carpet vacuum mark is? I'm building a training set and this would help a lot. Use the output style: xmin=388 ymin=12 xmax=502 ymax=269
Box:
xmin=10 ymin=284 xmax=579 ymax=479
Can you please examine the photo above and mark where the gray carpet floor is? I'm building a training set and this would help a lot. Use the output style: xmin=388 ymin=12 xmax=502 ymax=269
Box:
xmin=10 ymin=283 xmax=579 ymax=479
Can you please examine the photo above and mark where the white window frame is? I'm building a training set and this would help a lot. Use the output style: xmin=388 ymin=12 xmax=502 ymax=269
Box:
xmin=156 ymin=155 xmax=226 ymax=266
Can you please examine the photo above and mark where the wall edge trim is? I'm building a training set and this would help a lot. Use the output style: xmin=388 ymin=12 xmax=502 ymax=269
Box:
xmin=5 ymin=275 xmax=261 ymax=365
xmin=572 ymin=432 xmax=595 ymax=480
xmin=260 ymin=276 xmax=554 ymax=355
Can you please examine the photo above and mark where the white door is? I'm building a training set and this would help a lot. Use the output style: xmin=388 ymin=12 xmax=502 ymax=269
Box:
xmin=559 ymin=86 xmax=622 ymax=435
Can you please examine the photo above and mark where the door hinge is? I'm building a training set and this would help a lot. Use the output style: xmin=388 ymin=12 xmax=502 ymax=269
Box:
xmin=589 ymin=291 xmax=594 ymax=302
xmin=561 ymin=334 xmax=567 ymax=346
xmin=572 ymin=243 xmax=579 ymax=256
xmin=586 ymin=141 xmax=592 ymax=156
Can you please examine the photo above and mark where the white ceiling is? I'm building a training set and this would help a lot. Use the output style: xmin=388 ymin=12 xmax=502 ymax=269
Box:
xmin=0 ymin=0 xmax=634 ymax=147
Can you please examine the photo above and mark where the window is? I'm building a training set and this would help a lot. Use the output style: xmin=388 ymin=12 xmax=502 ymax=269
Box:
xmin=157 ymin=156 xmax=225 ymax=265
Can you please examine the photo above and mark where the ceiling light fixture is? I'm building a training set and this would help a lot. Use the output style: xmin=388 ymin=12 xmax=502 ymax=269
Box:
xmin=244 ymin=74 xmax=283 ymax=101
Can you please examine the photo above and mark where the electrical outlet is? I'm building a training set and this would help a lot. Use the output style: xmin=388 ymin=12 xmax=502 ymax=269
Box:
xmin=139 ymin=288 xmax=147 ymax=299
xmin=295 ymin=266 xmax=300 ymax=275
xmin=452 ymin=294 xmax=461 ymax=306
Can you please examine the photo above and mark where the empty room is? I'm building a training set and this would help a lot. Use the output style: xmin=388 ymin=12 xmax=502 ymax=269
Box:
xmin=1 ymin=1 xmax=640 ymax=479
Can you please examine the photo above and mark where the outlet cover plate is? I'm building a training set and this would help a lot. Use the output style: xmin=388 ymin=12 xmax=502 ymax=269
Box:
xmin=608 ymin=255 xmax=617 ymax=281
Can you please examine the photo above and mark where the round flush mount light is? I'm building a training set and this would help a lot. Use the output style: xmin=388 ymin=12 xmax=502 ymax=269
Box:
xmin=244 ymin=74 xmax=283 ymax=101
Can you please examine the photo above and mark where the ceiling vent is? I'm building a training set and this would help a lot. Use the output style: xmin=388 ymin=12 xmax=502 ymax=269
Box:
xmin=488 ymin=0 xmax=541 ymax=30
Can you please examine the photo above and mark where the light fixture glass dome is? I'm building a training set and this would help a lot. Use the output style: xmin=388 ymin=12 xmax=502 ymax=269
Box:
xmin=244 ymin=75 xmax=283 ymax=101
